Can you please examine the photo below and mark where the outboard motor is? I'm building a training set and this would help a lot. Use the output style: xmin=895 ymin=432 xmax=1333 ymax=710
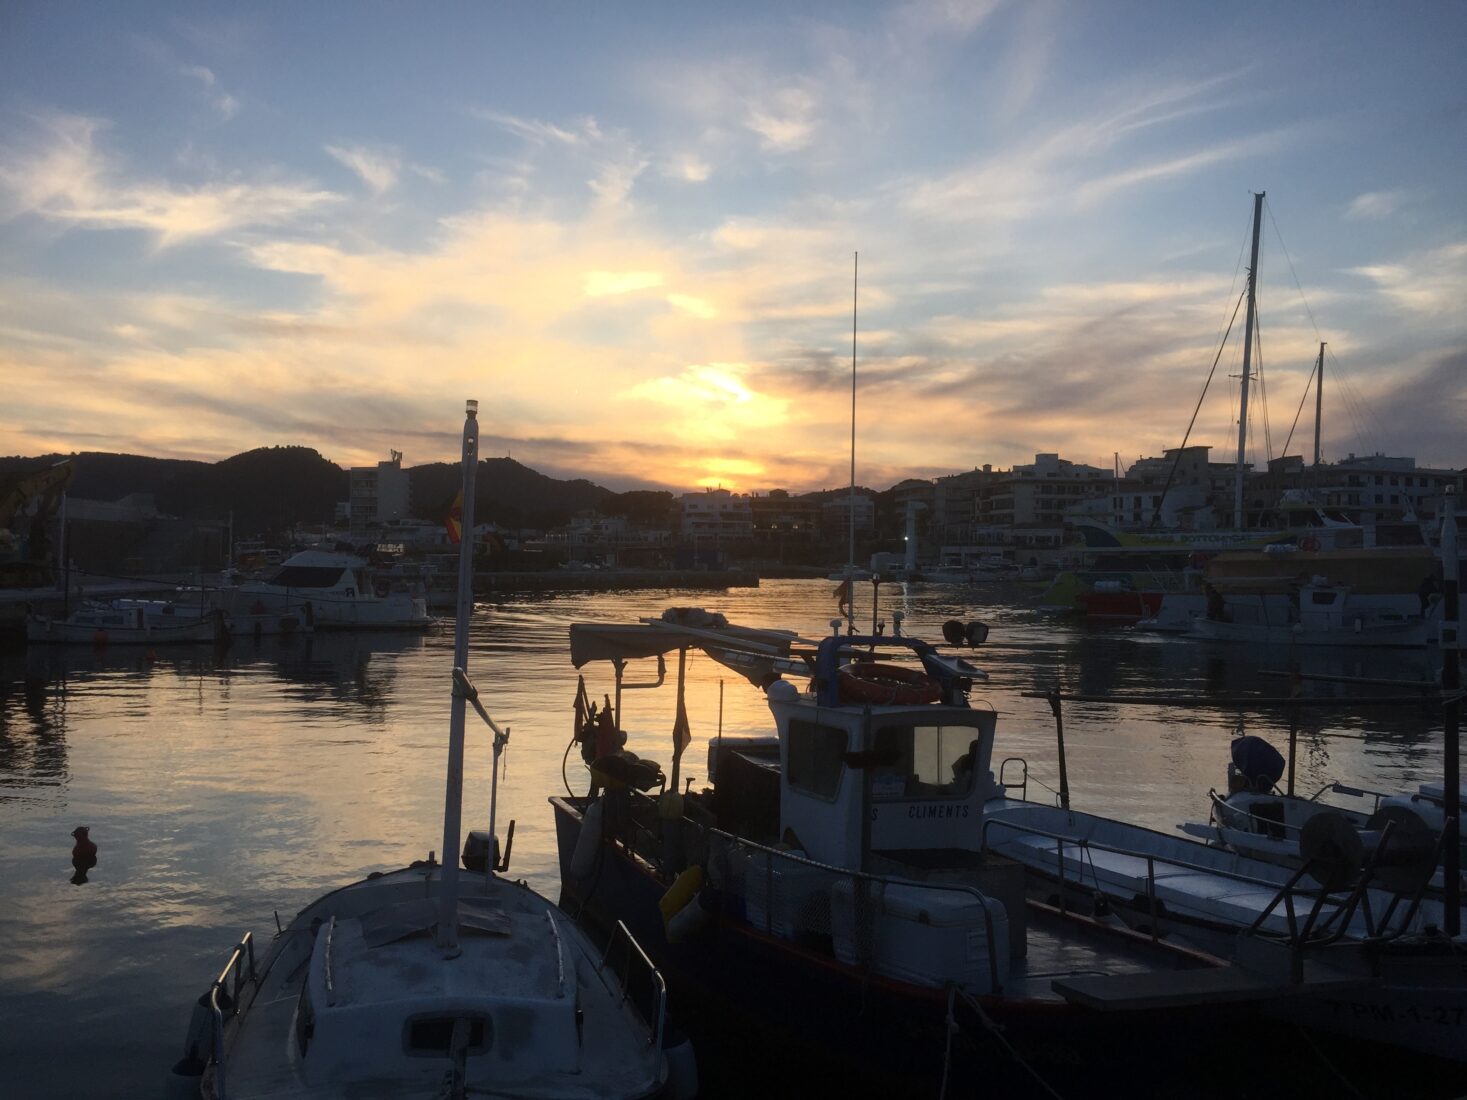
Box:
xmin=1228 ymin=735 xmax=1285 ymax=794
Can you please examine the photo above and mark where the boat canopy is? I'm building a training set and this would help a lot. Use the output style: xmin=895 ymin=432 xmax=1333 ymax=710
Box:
xmin=569 ymin=617 xmax=801 ymax=668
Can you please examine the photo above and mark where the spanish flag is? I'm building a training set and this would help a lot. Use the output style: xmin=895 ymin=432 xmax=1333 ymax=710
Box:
xmin=445 ymin=490 xmax=463 ymax=545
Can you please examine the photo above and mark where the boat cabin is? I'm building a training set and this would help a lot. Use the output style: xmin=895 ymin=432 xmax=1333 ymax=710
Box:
xmin=266 ymin=551 xmax=376 ymax=597
xmin=766 ymin=684 xmax=1000 ymax=869
xmin=292 ymin=895 xmax=583 ymax=1090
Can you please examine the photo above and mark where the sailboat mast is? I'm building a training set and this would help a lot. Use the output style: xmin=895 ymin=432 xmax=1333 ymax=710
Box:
xmin=436 ymin=398 xmax=479 ymax=956
xmin=1233 ymin=191 xmax=1265 ymax=529
xmin=849 ymin=252 xmax=858 ymax=624
xmin=1312 ymin=342 xmax=1325 ymax=467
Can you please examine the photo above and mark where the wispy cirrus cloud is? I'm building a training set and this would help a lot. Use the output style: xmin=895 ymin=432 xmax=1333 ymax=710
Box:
xmin=1345 ymin=189 xmax=1405 ymax=220
xmin=1351 ymin=241 xmax=1467 ymax=316
xmin=324 ymin=144 xmax=400 ymax=193
xmin=0 ymin=113 xmax=338 ymax=246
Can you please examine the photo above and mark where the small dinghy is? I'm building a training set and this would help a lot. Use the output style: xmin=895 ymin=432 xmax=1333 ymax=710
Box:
xmin=168 ymin=400 xmax=695 ymax=1100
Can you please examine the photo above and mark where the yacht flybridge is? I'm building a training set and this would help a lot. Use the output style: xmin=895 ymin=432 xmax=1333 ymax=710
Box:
xmin=550 ymin=607 xmax=1467 ymax=1094
xmin=169 ymin=402 xmax=694 ymax=1100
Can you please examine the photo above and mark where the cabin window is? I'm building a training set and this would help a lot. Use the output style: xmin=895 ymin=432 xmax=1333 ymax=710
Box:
xmin=1310 ymin=591 xmax=1338 ymax=605
xmin=786 ymin=719 xmax=847 ymax=800
xmin=404 ymin=1014 xmax=492 ymax=1057
xmin=871 ymin=724 xmax=981 ymax=800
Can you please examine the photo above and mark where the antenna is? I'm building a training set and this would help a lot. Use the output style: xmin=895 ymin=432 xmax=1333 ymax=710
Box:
xmin=848 ymin=252 xmax=858 ymax=629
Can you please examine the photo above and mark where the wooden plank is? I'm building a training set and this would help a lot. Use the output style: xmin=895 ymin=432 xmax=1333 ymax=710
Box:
xmin=1052 ymin=966 xmax=1368 ymax=1012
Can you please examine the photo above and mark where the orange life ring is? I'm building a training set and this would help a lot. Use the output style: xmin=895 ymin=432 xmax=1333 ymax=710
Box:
xmin=1299 ymin=535 xmax=1321 ymax=552
xmin=838 ymin=661 xmax=941 ymax=706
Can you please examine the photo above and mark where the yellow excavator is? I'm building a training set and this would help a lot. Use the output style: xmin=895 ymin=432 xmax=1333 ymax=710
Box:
xmin=0 ymin=460 xmax=75 ymax=588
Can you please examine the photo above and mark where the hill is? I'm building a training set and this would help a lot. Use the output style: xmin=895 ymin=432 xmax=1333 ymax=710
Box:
xmin=2 ymin=447 xmax=632 ymax=534
xmin=156 ymin=446 xmax=346 ymax=534
xmin=410 ymin=457 xmax=616 ymax=528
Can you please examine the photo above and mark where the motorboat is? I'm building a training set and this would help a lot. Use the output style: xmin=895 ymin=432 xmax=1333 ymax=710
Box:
xmin=1185 ymin=578 xmax=1439 ymax=648
xmin=221 ymin=551 xmax=430 ymax=630
xmin=168 ymin=401 xmax=695 ymax=1100
xmin=26 ymin=601 xmax=228 ymax=646
xmin=545 ymin=607 xmax=1467 ymax=1095
xmin=1176 ymin=734 xmax=1467 ymax=891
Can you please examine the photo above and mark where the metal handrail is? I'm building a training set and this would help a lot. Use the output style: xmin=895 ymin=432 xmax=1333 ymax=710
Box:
xmin=207 ymin=932 xmax=257 ymax=1100
xmin=980 ymin=815 xmax=1312 ymax=894
xmin=707 ymin=828 xmax=1004 ymax=994
xmin=601 ymin=920 xmax=667 ymax=1050
xmin=978 ymin=812 xmax=1439 ymax=943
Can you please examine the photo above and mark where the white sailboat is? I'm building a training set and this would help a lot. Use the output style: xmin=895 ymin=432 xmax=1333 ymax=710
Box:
xmin=167 ymin=401 xmax=695 ymax=1100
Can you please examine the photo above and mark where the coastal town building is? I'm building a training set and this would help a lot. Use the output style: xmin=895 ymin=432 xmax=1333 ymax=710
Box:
xmin=820 ymin=494 xmax=875 ymax=537
xmin=349 ymin=451 xmax=411 ymax=532
xmin=749 ymin=490 xmax=821 ymax=537
xmin=679 ymin=488 xmax=754 ymax=541
xmin=977 ymin=453 xmax=1110 ymax=527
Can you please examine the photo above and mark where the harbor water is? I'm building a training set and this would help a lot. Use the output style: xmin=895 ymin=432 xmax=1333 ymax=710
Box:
xmin=0 ymin=579 xmax=1452 ymax=1098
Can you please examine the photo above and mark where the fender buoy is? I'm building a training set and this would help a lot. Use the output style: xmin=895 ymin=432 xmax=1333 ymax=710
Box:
xmin=374 ymin=580 xmax=390 ymax=598
xmin=93 ymin=629 xmax=108 ymax=647
xmin=838 ymin=661 xmax=941 ymax=706
xmin=570 ymin=798 xmax=604 ymax=880
xmin=1299 ymin=535 xmax=1321 ymax=552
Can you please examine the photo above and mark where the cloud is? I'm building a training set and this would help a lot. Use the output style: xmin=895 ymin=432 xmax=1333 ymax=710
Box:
xmin=1345 ymin=190 xmax=1404 ymax=221
xmin=746 ymin=87 xmax=818 ymax=152
xmin=0 ymin=113 xmax=337 ymax=246
xmin=622 ymin=363 xmax=791 ymax=443
xmin=1351 ymin=241 xmax=1467 ymax=316
xmin=471 ymin=108 xmax=600 ymax=146
xmin=588 ymin=154 xmax=649 ymax=209
xmin=325 ymin=144 xmax=401 ymax=194
xmin=663 ymin=154 xmax=711 ymax=183
xmin=667 ymin=293 xmax=716 ymax=319
xmin=584 ymin=270 xmax=664 ymax=297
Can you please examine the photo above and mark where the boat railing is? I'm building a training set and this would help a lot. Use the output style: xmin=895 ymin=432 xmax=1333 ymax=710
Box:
xmin=979 ymin=813 xmax=1432 ymax=945
xmin=601 ymin=919 xmax=667 ymax=1050
xmin=207 ymin=931 xmax=257 ymax=1100
xmin=998 ymin=757 xmax=1029 ymax=801
xmin=705 ymin=829 xmax=1004 ymax=994
xmin=1207 ymin=789 xmax=1308 ymax=836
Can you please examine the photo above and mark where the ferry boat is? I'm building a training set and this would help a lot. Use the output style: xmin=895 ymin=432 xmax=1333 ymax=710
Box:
xmin=168 ymin=401 xmax=694 ymax=1100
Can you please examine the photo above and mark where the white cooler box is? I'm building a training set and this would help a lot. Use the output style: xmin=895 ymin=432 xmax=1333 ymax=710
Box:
xmin=830 ymin=880 xmax=1010 ymax=993
xmin=733 ymin=848 xmax=834 ymax=940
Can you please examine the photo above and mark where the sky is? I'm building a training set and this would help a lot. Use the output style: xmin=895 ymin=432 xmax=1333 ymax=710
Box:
xmin=1 ymin=1 xmax=1463 ymax=494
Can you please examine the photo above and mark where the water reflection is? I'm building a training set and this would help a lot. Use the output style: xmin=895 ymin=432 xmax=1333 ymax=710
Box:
xmin=0 ymin=580 xmax=1456 ymax=1100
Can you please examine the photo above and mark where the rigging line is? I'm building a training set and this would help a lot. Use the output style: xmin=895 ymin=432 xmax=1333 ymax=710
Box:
xmin=1265 ymin=196 xmax=1324 ymax=342
xmin=1327 ymin=346 xmax=1387 ymax=450
xmin=1280 ymin=359 xmax=1318 ymax=458
xmin=1147 ymin=285 xmax=1248 ymax=527
xmin=1212 ymin=203 xmax=1256 ymax=349
xmin=1326 ymin=348 xmax=1376 ymax=453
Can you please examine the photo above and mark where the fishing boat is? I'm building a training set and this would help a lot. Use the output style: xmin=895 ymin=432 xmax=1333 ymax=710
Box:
xmin=546 ymin=603 xmax=1467 ymax=1095
xmin=25 ymin=601 xmax=228 ymax=646
xmin=1178 ymin=733 xmax=1467 ymax=891
xmin=219 ymin=551 xmax=430 ymax=630
xmin=168 ymin=401 xmax=694 ymax=1100
xmin=985 ymin=488 xmax=1465 ymax=1067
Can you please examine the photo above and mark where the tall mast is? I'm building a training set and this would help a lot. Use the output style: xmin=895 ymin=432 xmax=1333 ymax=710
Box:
xmin=1312 ymin=341 xmax=1325 ymax=467
xmin=1441 ymin=485 xmax=1460 ymax=937
xmin=848 ymin=252 xmax=858 ymax=625
xmin=436 ymin=398 xmax=479 ymax=956
xmin=1233 ymin=191 xmax=1265 ymax=530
